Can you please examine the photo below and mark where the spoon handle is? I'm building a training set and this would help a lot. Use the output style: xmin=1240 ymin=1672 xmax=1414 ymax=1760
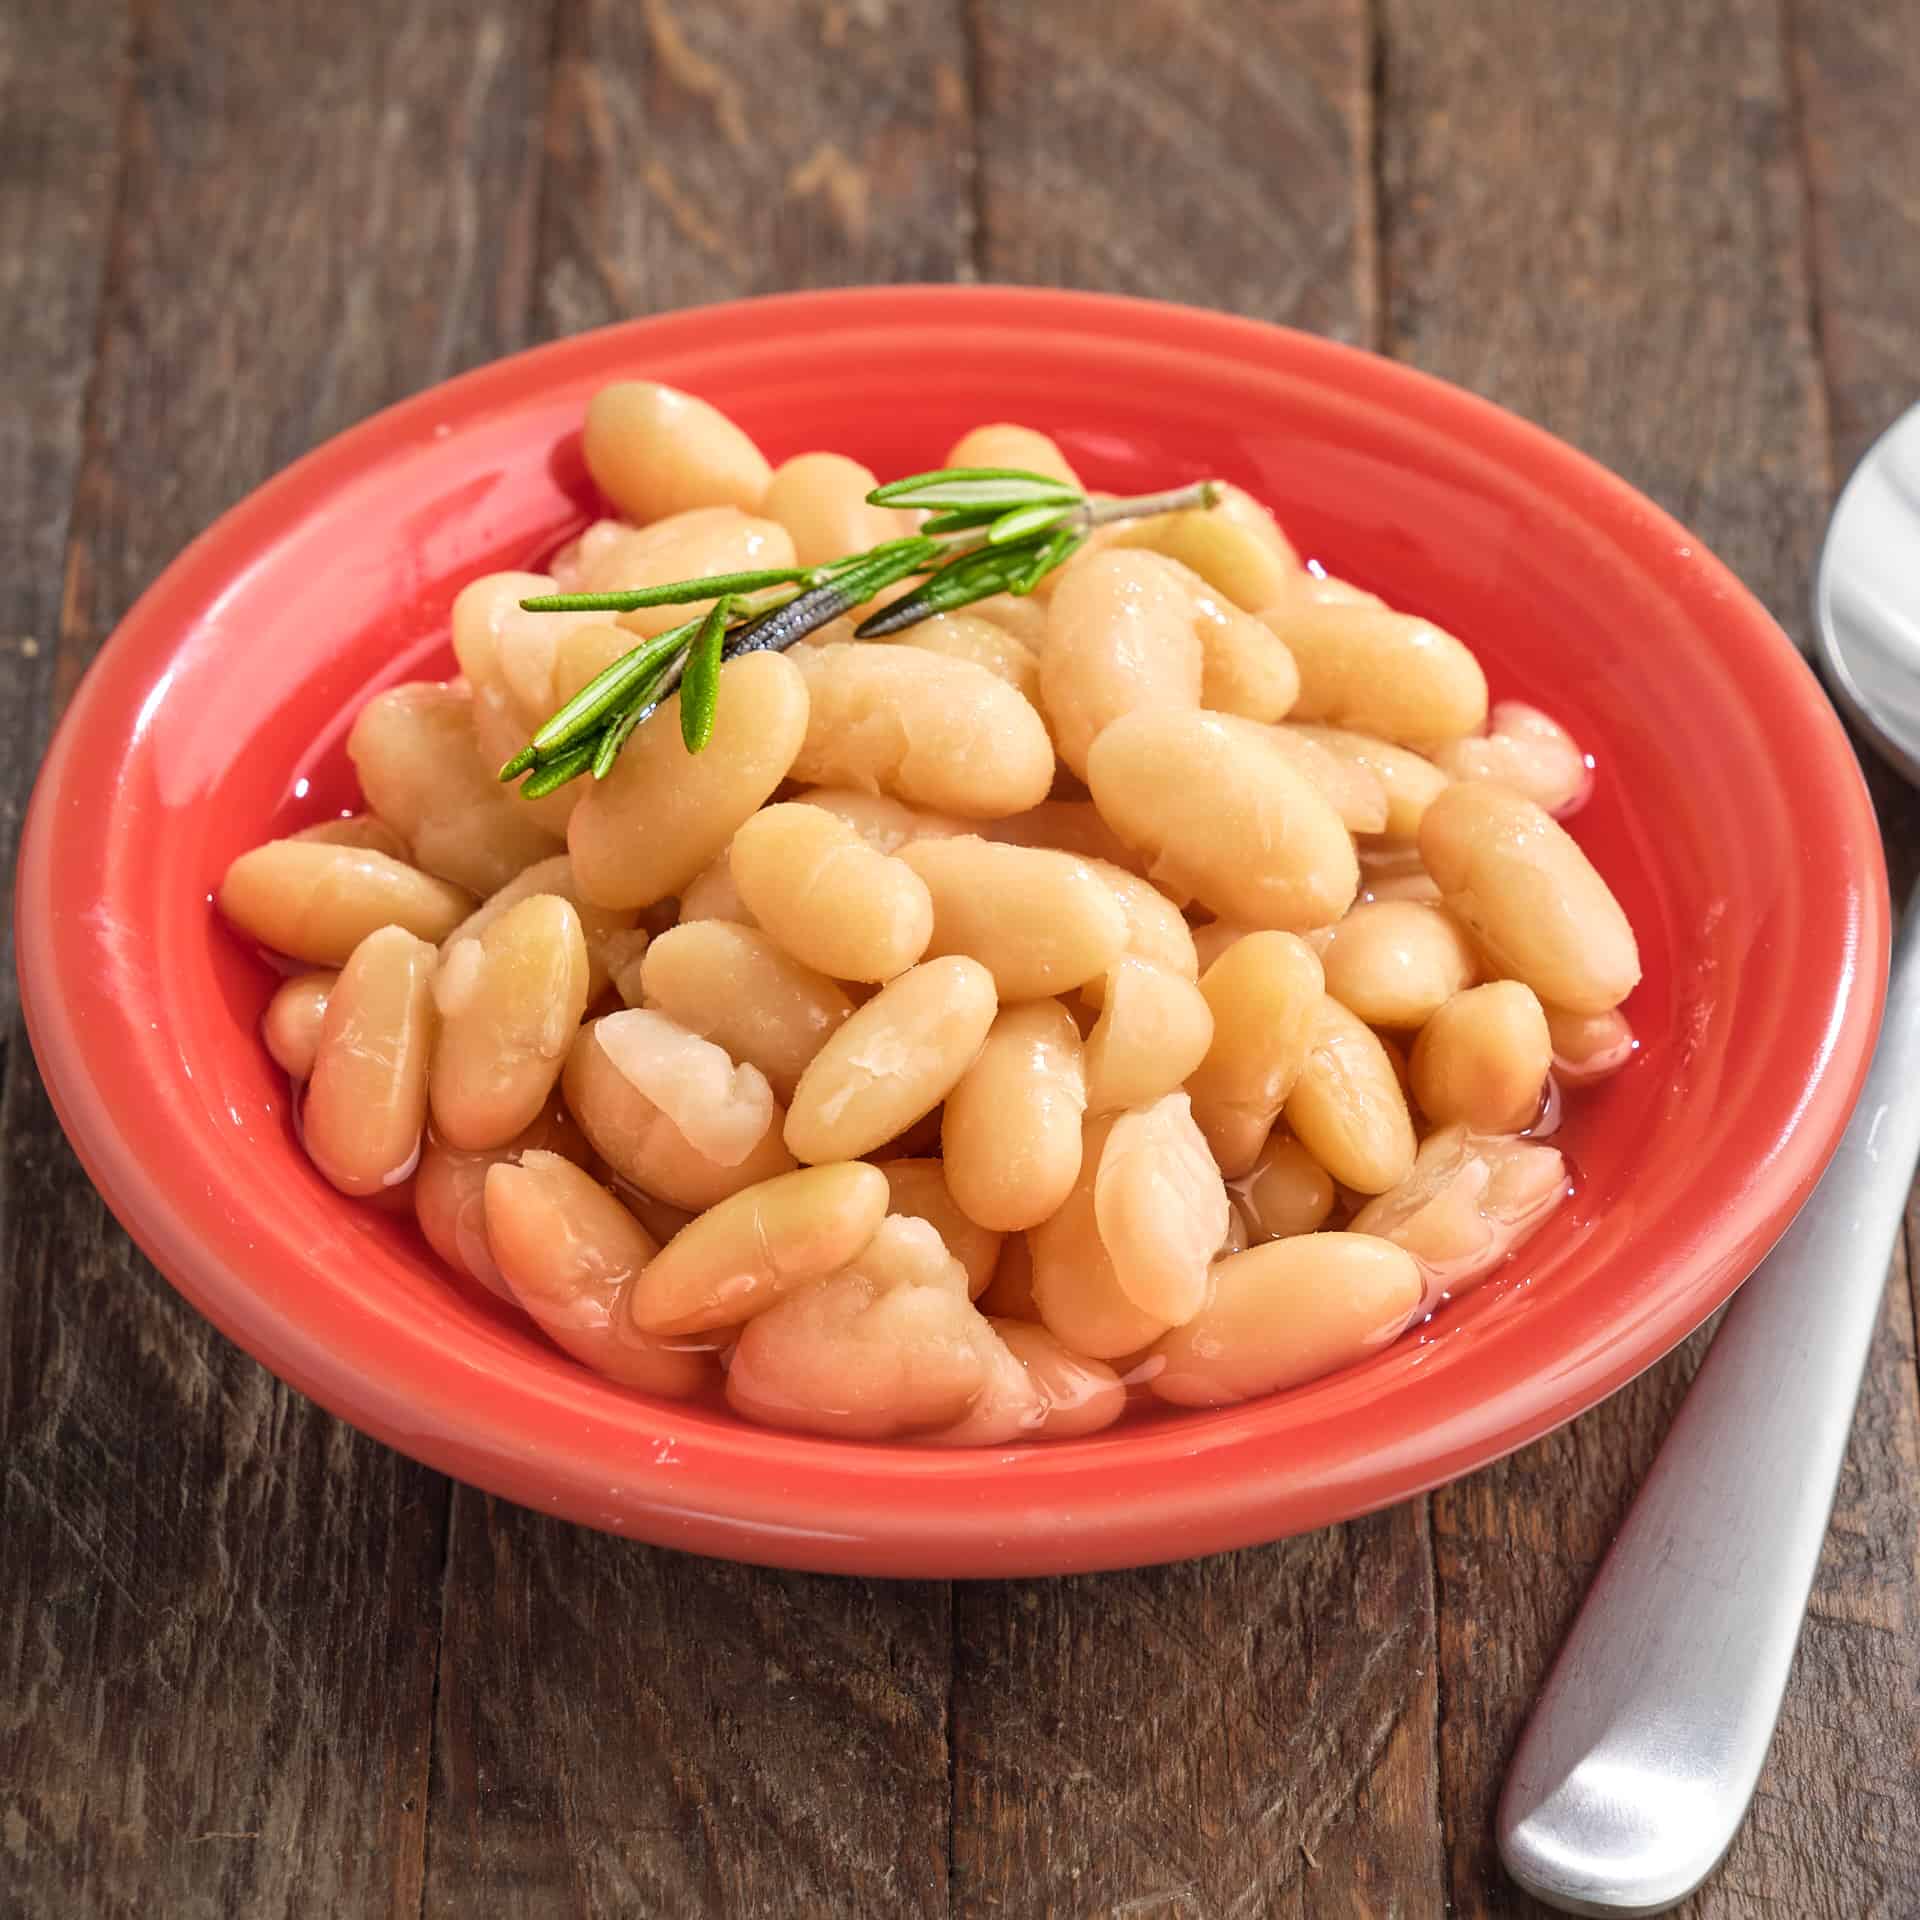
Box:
xmin=1497 ymin=881 xmax=1920 ymax=1916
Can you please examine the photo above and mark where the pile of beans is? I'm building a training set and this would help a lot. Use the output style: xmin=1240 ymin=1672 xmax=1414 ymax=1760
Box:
xmin=218 ymin=381 xmax=1641 ymax=1445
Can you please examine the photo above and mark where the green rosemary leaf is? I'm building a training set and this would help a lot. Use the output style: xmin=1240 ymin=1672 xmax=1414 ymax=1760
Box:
xmin=916 ymin=504 xmax=1013 ymax=536
xmin=518 ymin=567 xmax=807 ymax=614
xmin=852 ymin=536 xmax=1049 ymax=637
xmin=1011 ymin=525 xmax=1084 ymax=594
xmin=867 ymin=466 xmax=1084 ymax=512
xmin=519 ymin=737 xmax=600 ymax=798
xmin=593 ymin=700 xmax=646 ymax=779
xmin=727 ymin=538 xmax=942 ymax=657
xmin=525 ymin=619 xmax=697 ymax=756
xmin=498 ymin=742 xmax=539 ymax=781
xmin=986 ymin=501 xmax=1076 ymax=546
xmin=679 ymin=595 xmax=733 ymax=754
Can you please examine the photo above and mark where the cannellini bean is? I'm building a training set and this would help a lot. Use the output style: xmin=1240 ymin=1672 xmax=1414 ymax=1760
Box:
xmin=590 ymin=512 xmax=797 ymax=641
xmin=969 ymin=592 xmax=1050 ymax=649
xmin=785 ymin=956 xmax=998 ymax=1162
xmin=601 ymin=928 xmax=651 ymax=1004
xmin=1128 ymin=551 xmax=1301 ymax=720
xmin=440 ymin=854 xmax=638 ymax=1003
xmin=792 ymin=786 xmax=968 ymax=852
xmin=789 ymin=642 xmax=1054 ymax=817
xmin=1093 ymin=1092 xmax=1228 ymax=1323
xmin=1410 ymin=981 xmax=1552 ymax=1132
xmin=978 ymin=1232 xmax=1039 ymax=1319
xmin=1086 ymin=709 xmax=1358 ymax=931
xmin=1263 ymin=726 xmax=1390 ymax=834
xmin=583 ymin=380 xmax=773 ymax=524
xmin=1077 ymin=860 xmax=1198 ymax=1007
xmin=1231 ymin=1133 xmax=1336 ymax=1242
xmin=1082 ymin=960 xmax=1214 ymax=1114
xmin=484 ymin=1152 xmax=713 ymax=1396
xmin=729 ymin=802 xmax=934 ymax=983
xmin=218 ymin=839 xmax=473 ymax=965
xmin=677 ymin=852 xmax=756 ymax=926
xmin=1040 ymin=550 xmax=1203 ymax=778
xmin=983 ymin=799 xmax=1152 ymax=879
xmin=1418 ymin=782 xmax=1640 ymax=1013
xmin=1185 ymin=931 xmax=1326 ymax=1177
xmin=899 ymin=613 xmax=1042 ymax=706
xmin=942 ymin=1001 xmax=1087 ymax=1230
xmin=1351 ymin=1125 xmax=1568 ymax=1310
xmin=1220 ymin=1203 xmax=1251 ymax=1255
xmin=1357 ymin=842 xmax=1444 ymax=906
xmin=414 ymin=1096 xmax=597 ymax=1298
xmin=944 ymin=422 xmax=1082 ymax=490
xmin=762 ymin=451 xmax=908 ymax=566
xmin=1432 ymin=701 xmax=1592 ymax=816
xmin=628 ymin=1161 xmax=890 ymax=1335
xmin=1148 ymin=1233 xmax=1422 ymax=1406
xmin=1283 ymin=996 xmax=1419 ymax=1194
xmin=1546 ymin=1003 xmax=1637 ymax=1085
xmin=450 ymin=571 xmax=614 ymax=834
xmin=292 ymin=814 xmax=410 ymax=861
xmin=1029 ymin=1114 xmax=1174 ymax=1359
xmin=1258 ymin=601 xmax=1488 ymax=745
xmin=431 ymin=894 xmax=589 ymax=1150
xmin=1103 ymin=484 xmax=1301 ymax=613
xmin=1287 ymin=726 xmax=1450 ymax=841
xmin=569 ymin=650 xmax=810 ymax=909
xmin=303 ymin=926 xmax=436 ymax=1197
xmin=882 ymin=1159 xmax=1004 ymax=1297
xmin=1190 ymin=921 xmax=1253 ymax=974
xmin=1316 ymin=900 xmax=1481 ymax=1029
xmin=1284 ymin=571 xmax=1386 ymax=609
xmin=562 ymin=1018 xmax=795 ymax=1209
xmin=347 ymin=680 xmax=563 ymax=896
xmin=591 ymin=1008 xmax=777 ymax=1165
xmin=992 ymin=1321 xmax=1127 ymax=1438
xmin=639 ymin=919 xmax=853 ymax=1102
xmin=262 ymin=971 xmax=336 ymax=1080
xmin=614 ymin=1183 xmax=698 ymax=1248
xmin=928 ymin=1317 xmax=1049 ymax=1445
xmin=896 ymin=837 xmax=1128 ymax=1000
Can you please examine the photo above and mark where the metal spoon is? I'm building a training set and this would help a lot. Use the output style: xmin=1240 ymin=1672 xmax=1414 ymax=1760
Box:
xmin=1497 ymin=402 xmax=1920 ymax=1916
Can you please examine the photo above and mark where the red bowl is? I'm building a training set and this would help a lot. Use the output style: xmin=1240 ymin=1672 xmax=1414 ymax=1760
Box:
xmin=17 ymin=287 xmax=1886 ymax=1577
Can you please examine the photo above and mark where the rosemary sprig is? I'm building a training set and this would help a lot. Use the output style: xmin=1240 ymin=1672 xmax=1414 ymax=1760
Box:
xmin=497 ymin=466 xmax=1220 ymax=796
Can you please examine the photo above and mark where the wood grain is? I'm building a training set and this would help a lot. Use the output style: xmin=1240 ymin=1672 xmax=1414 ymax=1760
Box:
xmin=970 ymin=0 xmax=1375 ymax=343
xmin=951 ymin=8 xmax=1447 ymax=1917
xmin=1379 ymin=2 xmax=1920 ymax=1913
xmin=0 ymin=0 xmax=552 ymax=1912
xmin=535 ymin=0 xmax=976 ymax=336
xmin=419 ymin=7 xmax=977 ymax=1915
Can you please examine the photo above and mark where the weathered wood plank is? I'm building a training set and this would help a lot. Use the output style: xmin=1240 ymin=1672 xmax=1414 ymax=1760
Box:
xmin=953 ymin=7 xmax=1445 ymax=1917
xmin=421 ymin=6 xmax=976 ymax=1915
xmin=1379 ymin=2 xmax=1920 ymax=1913
xmin=0 ymin=1 xmax=554 ymax=1913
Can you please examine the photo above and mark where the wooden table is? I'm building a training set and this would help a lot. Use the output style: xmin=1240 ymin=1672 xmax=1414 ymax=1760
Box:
xmin=5 ymin=3 xmax=1917 ymax=1914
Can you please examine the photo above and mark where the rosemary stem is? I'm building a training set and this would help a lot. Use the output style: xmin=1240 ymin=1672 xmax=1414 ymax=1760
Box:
xmin=1082 ymin=479 xmax=1222 ymax=527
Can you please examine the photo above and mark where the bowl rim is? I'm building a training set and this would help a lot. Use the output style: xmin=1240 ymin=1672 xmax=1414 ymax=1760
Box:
xmin=18 ymin=284 xmax=1889 ymax=1576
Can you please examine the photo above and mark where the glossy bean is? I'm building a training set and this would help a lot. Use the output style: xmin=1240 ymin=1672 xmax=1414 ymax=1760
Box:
xmin=992 ymin=1320 xmax=1126 ymax=1439
xmin=1082 ymin=960 xmax=1214 ymax=1114
xmin=1086 ymin=709 xmax=1358 ymax=931
xmin=977 ymin=1232 xmax=1039 ymax=1320
xmin=1418 ymin=782 xmax=1640 ymax=1013
xmin=1287 ymin=725 xmax=1450 ymax=841
xmin=968 ymin=592 xmax=1051 ymax=650
xmin=1077 ymin=861 xmax=1199 ymax=1006
xmin=1546 ymin=1003 xmax=1637 ymax=1085
xmin=881 ymin=1159 xmax=1005 ymax=1298
xmin=942 ymin=1001 xmax=1087 ymax=1230
xmin=303 ymin=926 xmax=436 ymax=1197
xmin=1283 ymin=995 xmax=1419 ymax=1194
xmin=792 ymin=786 xmax=968 ymax=852
xmin=1410 ymin=980 xmax=1552 ymax=1132
xmin=440 ymin=854 xmax=639 ymax=1003
xmin=218 ymin=839 xmax=473 ymax=965
xmin=785 ymin=956 xmax=998 ymax=1162
xmin=1231 ymin=1133 xmax=1336 ymax=1242
xmin=983 ymin=799 xmax=1152 ymax=878
xmin=762 ymin=450 xmax=908 ymax=566
xmin=569 ymin=650 xmax=810 ymax=909
xmin=729 ymin=802 xmax=934 ymax=983
xmin=484 ymin=1152 xmax=714 ymax=1396
xmin=583 ymin=380 xmax=773 ymax=524
xmin=1189 ymin=920 xmax=1253 ymax=975
xmin=1185 ymin=931 xmax=1327 ymax=1176
xmin=943 ymin=422 xmax=1082 ymax=490
xmin=628 ymin=1161 xmax=891 ymax=1335
xmin=1258 ymin=601 xmax=1488 ymax=745
xmin=593 ymin=511 xmax=798 ymax=639
xmin=1316 ymin=900 xmax=1481 ymax=1029
xmin=1093 ymin=1092 xmax=1228 ymax=1323
xmin=896 ymin=836 xmax=1128 ymax=1001
xmin=1104 ymin=484 xmax=1301 ymax=612
xmin=893 ymin=615 xmax=1037 ymax=707
xmin=1432 ymin=701 xmax=1592 ymax=816
xmin=639 ymin=919 xmax=854 ymax=1102
xmin=1148 ymin=1233 xmax=1422 ymax=1406
xmin=789 ymin=641 xmax=1054 ymax=817
xmin=677 ymin=851 xmax=756 ymax=926
xmin=1264 ymin=725 xmax=1390 ymax=834
xmin=292 ymin=814 xmax=410 ymax=861
xmin=262 ymin=971 xmax=336 ymax=1080
xmin=562 ymin=1016 xmax=796 ymax=1209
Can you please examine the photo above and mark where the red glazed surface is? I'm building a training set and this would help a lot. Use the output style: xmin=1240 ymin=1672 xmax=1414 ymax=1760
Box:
xmin=16 ymin=287 xmax=1887 ymax=1577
